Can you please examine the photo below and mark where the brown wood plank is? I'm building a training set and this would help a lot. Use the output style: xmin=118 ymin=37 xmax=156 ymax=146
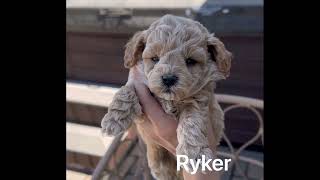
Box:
xmin=68 ymin=67 xmax=129 ymax=85
xmin=68 ymin=53 xmax=126 ymax=70
xmin=68 ymin=33 xmax=128 ymax=55
xmin=66 ymin=32 xmax=263 ymax=99
xmin=87 ymin=105 xmax=108 ymax=126
xmin=71 ymin=103 xmax=92 ymax=125
xmin=66 ymin=102 xmax=106 ymax=127
xmin=90 ymin=156 xmax=101 ymax=169
xmin=67 ymin=151 xmax=102 ymax=174
xmin=66 ymin=103 xmax=75 ymax=121
xmin=67 ymin=151 xmax=76 ymax=165
xmin=75 ymin=154 xmax=92 ymax=169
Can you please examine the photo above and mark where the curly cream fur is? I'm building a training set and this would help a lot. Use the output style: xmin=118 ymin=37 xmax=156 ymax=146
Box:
xmin=101 ymin=85 xmax=142 ymax=136
xmin=101 ymin=14 xmax=232 ymax=180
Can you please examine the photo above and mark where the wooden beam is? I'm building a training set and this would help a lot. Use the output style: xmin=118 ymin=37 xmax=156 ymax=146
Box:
xmin=66 ymin=170 xmax=92 ymax=180
xmin=66 ymin=122 xmax=114 ymax=156
xmin=66 ymin=81 xmax=118 ymax=107
xmin=67 ymin=81 xmax=263 ymax=109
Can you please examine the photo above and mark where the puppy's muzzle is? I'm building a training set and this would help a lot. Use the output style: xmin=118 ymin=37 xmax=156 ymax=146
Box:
xmin=161 ymin=74 xmax=178 ymax=88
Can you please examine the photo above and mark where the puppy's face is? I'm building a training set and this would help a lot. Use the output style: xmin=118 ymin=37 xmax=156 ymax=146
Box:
xmin=124 ymin=15 xmax=232 ymax=101
xmin=142 ymin=27 xmax=210 ymax=100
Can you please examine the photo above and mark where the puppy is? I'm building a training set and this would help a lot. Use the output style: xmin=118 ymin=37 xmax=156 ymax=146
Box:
xmin=101 ymin=14 xmax=232 ymax=180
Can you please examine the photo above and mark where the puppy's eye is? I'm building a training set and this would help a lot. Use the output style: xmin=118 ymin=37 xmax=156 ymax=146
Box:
xmin=186 ymin=58 xmax=197 ymax=66
xmin=151 ymin=57 xmax=159 ymax=63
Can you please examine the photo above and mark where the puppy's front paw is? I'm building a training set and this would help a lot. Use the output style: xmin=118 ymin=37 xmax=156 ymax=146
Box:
xmin=101 ymin=85 xmax=142 ymax=136
xmin=101 ymin=114 xmax=125 ymax=136
xmin=197 ymin=147 xmax=214 ymax=161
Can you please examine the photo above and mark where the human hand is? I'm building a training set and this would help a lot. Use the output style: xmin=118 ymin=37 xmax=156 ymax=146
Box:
xmin=128 ymin=66 xmax=178 ymax=154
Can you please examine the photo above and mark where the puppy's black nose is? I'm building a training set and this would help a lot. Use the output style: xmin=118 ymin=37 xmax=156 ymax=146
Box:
xmin=162 ymin=74 xmax=178 ymax=87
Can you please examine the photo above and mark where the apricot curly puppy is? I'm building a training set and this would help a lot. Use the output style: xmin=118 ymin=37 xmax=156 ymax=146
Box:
xmin=101 ymin=14 xmax=232 ymax=180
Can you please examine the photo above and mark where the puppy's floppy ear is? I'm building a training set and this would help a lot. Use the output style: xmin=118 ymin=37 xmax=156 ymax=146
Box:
xmin=207 ymin=34 xmax=233 ymax=78
xmin=124 ymin=31 xmax=145 ymax=68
